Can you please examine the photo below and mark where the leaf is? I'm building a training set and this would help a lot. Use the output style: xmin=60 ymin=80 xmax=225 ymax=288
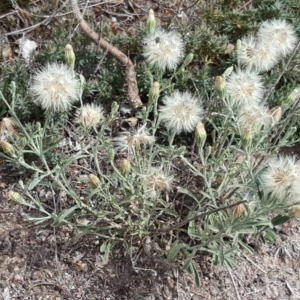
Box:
xmin=52 ymin=206 xmax=79 ymax=226
xmin=168 ymin=242 xmax=185 ymax=261
xmin=264 ymin=230 xmax=277 ymax=242
xmin=28 ymin=172 xmax=51 ymax=190
xmin=271 ymin=215 xmax=290 ymax=226
xmin=163 ymin=209 xmax=178 ymax=217
xmin=190 ymin=260 xmax=201 ymax=287
xmin=177 ymin=187 xmax=201 ymax=204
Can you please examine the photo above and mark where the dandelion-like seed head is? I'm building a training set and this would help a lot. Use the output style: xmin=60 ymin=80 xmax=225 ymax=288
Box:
xmin=30 ymin=63 xmax=80 ymax=112
xmin=226 ymin=69 xmax=264 ymax=106
xmin=237 ymin=103 xmax=272 ymax=135
xmin=112 ymin=124 xmax=154 ymax=156
xmin=261 ymin=156 xmax=300 ymax=203
xmin=258 ymin=19 xmax=298 ymax=58
xmin=159 ymin=90 xmax=204 ymax=134
xmin=75 ymin=104 xmax=105 ymax=128
xmin=143 ymin=28 xmax=185 ymax=72
xmin=237 ymin=35 xmax=279 ymax=72
xmin=0 ymin=117 xmax=17 ymax=141
xmin=142 ymin=167 xmax=173 ymax=199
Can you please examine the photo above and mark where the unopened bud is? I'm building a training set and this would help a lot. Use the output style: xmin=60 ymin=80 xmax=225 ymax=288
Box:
xmin=146 ymin=9 xmax=156 ymax=34
xmin=269 ymin=106 xmax=282 ymax=124
xmin=183 ymin=53 xmax=194 ymax=67
xmin=65 ymin=44 xmax=75 ymax=69
xmin=108 ymin=149 xmax=115 ymax=161
xmin=286 ymin=87 xmax=300 ymax=110
xmin=119 ymin=158 xmax=131 ymax=175
xmin=1 ymin=141 xmax=14 ymax=156
xmin=195 ymin=122 xmax=206 ymax=148
xmin=232 ymin=203 xmax=246 ymax=217
xmin=236 ymin=39 xmax=241 ymax=51
xmin=148 ymin=82 xmax=160 ymax=104
xmin=215 ymin=76 xmax=226 ymax=98
xmin=288 ymin=205 xmax=300 ymax=218
xmin=223 ymin=66 xmax=233 ymax=78
xmin=8 ymin=191 xmax=25 ymax=204
xmin=88 ymin=174 xmax=101 ymax=188
xmin=242 ymin=127 xmax=252 ymax=145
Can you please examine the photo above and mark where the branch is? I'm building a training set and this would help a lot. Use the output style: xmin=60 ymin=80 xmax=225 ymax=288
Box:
xmin=150 ymin=200 xmax=247 ymax=233
xmin=70 ymin=0 xmax=143 ymax=109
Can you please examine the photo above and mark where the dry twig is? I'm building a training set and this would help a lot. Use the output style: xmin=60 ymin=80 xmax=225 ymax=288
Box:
xmin=70 ymin=0 xmax=143 ymax=109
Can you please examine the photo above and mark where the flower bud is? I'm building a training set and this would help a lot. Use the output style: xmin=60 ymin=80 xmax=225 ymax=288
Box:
xmin=232 ymin=203 xmax=246 ymax=217
xmin=88 ymin=174 xmax=101 ymax=188
xmin=223 ymin=66 xmax=233 ymax=78
xmin=288 ymin=205 xmax=300 ymax=218
xmin=148 ymin=82 xmax=160 ymax=104
xmin=286 ymin=87 xmax=300 ymax=110
xmin=215 ymin=76 xmax=226 ymax=98
xmin=195 ymin=122 xmax=206 ymax=148
xmin=236 ymin=39 xmax=241 ymax=51
xmin=183 ymin=53 xmax=194 ymax=67
xmin=8 ymin=191 xmax=25 ymax=204
xmin=1 ymin=141 xmax=14 ymax=156
xmin=119 ymin=158 xmax=131 ymax=175
xmin=269 ymin=106 xmax=282 ymax=124
xmin=108 ymin=149 xmax=115 ymax=161
xmin=65 ymin=44 xmax=75 ymax=69
xmin=146 ymin=9 xmax=156 ymax=34
xmin=242 ymin=127 xmax=252 ymax=145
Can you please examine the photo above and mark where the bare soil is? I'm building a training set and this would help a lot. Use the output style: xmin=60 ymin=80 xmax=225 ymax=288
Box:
xmin=1 ymin=158 xmax=300 ymax=299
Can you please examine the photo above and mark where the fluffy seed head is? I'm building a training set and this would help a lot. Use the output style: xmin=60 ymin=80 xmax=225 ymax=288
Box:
xmin=237 ymin=35 xmax=279 ymax=72
xmin=143 ymin=28 xmax=185 ymax=72
xmin=232 ymin=203 xmax=246 ymax=217
xmin=269 ymin=106 xmax=282 ymax=124
xmin=0 ymin=117 xmax=17 ymax=140
xmin=30 ymin=63 xmax=80 ymax=112
xmin=142 ymin=167 xmax=173 ymax=199
xmin=159 ymin=90 xmax=204 ymax=134
xmin=226 ymin=69 xmax=264 ymax=106
xmin=112 ymin=124 xmax=154 ymax=156
xmin=258 ymin=19 xmax=297 ymax=58
xmin=237 ymin=103 xmax=273 ymax=135
xmin=261 ymin=156 xmax=300 ymax=203
xmin=75 ymin=104 xmax=105 ymax=128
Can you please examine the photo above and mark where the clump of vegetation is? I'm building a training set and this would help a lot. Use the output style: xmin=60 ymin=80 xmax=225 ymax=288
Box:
xmin=1 ymin=0 xmax=300 ymax=286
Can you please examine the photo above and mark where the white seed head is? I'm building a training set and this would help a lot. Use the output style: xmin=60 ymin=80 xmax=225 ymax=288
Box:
xmin=226 ymin=69 xmax=264 ymax=106
xmin=112 ymin=124 xmax=154 ymax=156
xmin=30 ymin=63 xmax=80 ymax=112
xmin=261 ymin=156 xmax=300 ymax=203
xmin=75 ymin=103 xmax=105 ymax=128
xmin=159 ymin=90 xmax=204 ymax=134
xmin=0 ymin=117 xmax=17 ymax=140
xmin=142 ymin=167 xmax=173 ymax=199
xmin=237 ymin=35 xmax=279 ymax=72
xmin=143 ymin=28 xmax=185 ymax=72
xmin=258 ymin=19 xmax=298 ymax=58
xmin=237 ymin=103 xmax=272 ymax=135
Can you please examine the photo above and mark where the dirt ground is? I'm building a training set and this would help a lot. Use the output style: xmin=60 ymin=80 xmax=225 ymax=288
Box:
xmin=1 ymin=160 xmax=300 ymax=299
